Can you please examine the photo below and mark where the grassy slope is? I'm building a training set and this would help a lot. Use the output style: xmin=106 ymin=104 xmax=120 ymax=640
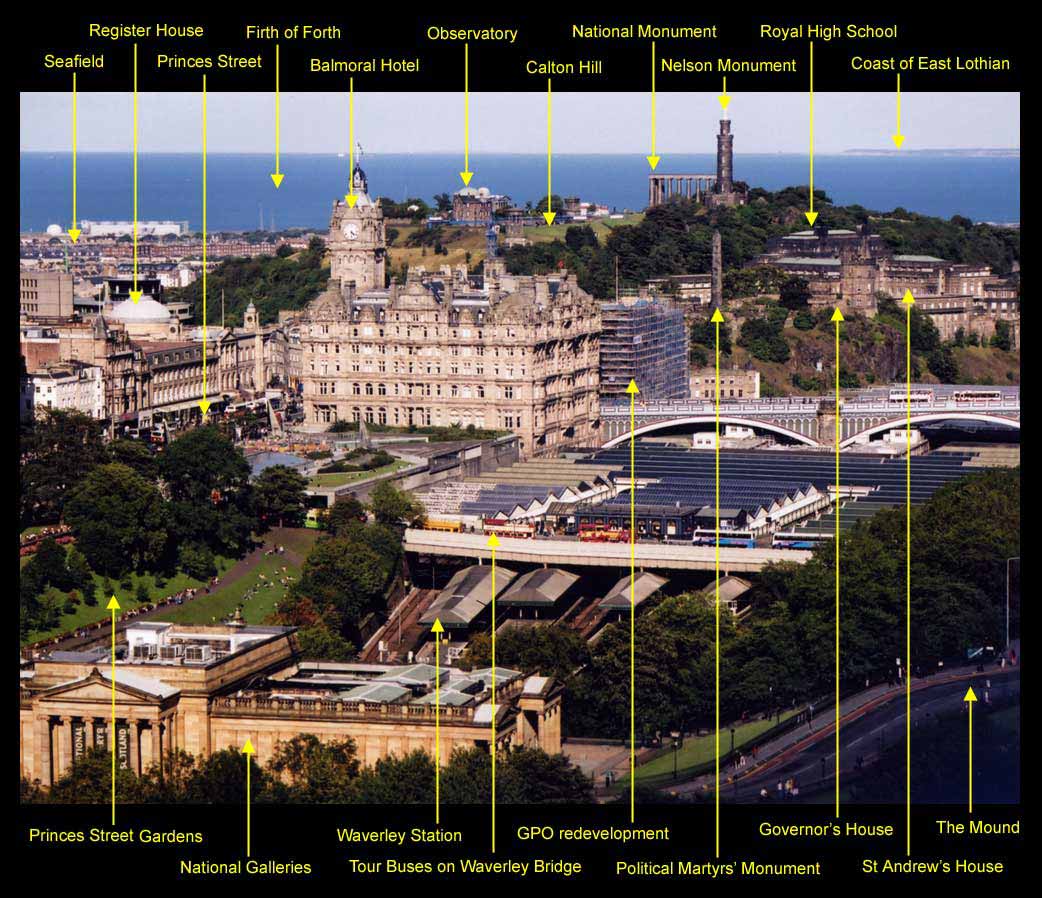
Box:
xmin=23 ymin=554 xmax=235 ymax=645
xmin=151 ymin=529 xmax=319 ymax=626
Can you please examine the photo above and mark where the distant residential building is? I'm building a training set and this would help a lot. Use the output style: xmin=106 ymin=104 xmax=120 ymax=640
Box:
xmin=690 ymin=364 xmax=761 ymax=400
xmin=19 ymin=270 xmax=73 ymax=318
xmin=599 ymin=297 xmax=689 ymax=402
xmin=20 ymin=360 xmax=104 ymax=422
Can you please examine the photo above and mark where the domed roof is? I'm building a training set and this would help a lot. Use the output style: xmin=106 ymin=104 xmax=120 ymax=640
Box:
xmin=111 ymin=296 xmax=172 ymax=322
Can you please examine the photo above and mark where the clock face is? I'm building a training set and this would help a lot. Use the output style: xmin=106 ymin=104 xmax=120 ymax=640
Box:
xmin=343 ymin=223 xmax=359 ymax=240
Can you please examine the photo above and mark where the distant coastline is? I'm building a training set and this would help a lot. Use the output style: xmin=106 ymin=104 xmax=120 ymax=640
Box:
xmin=844 ymin=148 xmax=1019 ymax=158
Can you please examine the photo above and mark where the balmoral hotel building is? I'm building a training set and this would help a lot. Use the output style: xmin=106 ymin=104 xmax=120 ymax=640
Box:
xmin=300 ymin=162 xmax=602 ymax=456
xmin=20 ymin=621 xmax=562 ymax=788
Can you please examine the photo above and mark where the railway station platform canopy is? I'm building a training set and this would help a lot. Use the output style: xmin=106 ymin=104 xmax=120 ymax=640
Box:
xmin=419 ymin=564 xmax=518 ymax=630
xmin=499 ymin=568 xmax=580 ymax=608
xmin=599 ymin=571 xmax=669 ymax=611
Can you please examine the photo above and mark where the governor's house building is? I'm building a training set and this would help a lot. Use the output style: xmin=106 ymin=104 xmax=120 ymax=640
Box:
xmin=19 ymin=622 xmax=562 ymax=788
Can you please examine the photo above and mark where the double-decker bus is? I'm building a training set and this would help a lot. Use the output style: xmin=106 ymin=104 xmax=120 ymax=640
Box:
xmin=772 ymin=532 xmax=831 ymax=550
xmin=889 ymin=388 xmax=934 ymax=403
xmin=577 ymin=523 xmax=631 ymax=543
xmin=693 ymin=529 xmax=756 ymax=548
xmin=952 ymin=389 xmax=1003 ymax=402
xmin=482 ymin=518 xmax=536 ymax=539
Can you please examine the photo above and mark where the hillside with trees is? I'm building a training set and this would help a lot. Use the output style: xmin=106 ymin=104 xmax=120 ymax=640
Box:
xmin=503 ymin=186 xmax=1020 ymax=298
xmin=169 ymin=237 xmax=329 ymax=327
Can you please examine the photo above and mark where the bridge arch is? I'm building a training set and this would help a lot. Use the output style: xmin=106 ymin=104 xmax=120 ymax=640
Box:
xmin=602 ymin=415 xmax=821 ymax=448
xmin=841 ymin=412 xmax=1020 ymax=448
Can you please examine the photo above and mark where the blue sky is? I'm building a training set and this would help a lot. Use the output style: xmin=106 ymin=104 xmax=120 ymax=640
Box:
xmin=21 ymin=91 xmax=1019 ymax=154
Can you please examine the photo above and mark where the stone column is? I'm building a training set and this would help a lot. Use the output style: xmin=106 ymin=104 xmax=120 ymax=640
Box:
xmin=150 ymin=720 xmax=162 ymax=771
xmin=35 ymin=717 xmax=52 ymax=787
xmin=55 ymin=717 xmax=72 ymax=778
xmin=129 ymin=719 xmax=141 ymax=775
xmin=86 ymin=718 xmax=96 ymax=752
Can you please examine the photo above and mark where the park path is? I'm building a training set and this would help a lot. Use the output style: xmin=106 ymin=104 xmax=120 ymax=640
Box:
xmin=36 ymin=528 xmax=311 ymax=654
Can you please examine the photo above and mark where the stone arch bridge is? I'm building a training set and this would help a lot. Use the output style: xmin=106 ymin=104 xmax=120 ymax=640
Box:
xmin=600 ymin=393 xmax=1020 ymax=449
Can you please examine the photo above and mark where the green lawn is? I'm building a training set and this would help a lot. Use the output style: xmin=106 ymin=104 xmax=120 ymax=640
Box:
xmin=22 ymin=556 xmax=235 ymax=645
xmin=309 ymin=459 xmax=410 ymax=488
xmin=151 ymin=547 xmax=311 ymax=626
xmin=526 ymin=213 xmax=645 ymax=244
xmin=621 ymin=710 xmax=800 ymax=786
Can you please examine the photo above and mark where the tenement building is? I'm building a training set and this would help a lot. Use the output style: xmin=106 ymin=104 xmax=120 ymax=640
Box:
xmin=300 ymin=162 xmax=602 ymax=456
xmin=19 ymin=622 xmax=562 ymax=786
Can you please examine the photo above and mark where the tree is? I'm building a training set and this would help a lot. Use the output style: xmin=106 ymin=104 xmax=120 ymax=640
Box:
xmin=65 ymin=463 xmax=170 ymax=577
xmin=351 ymin=750 xmax=436 ymax=804
xmin=327 ymin=494 xmax=367 ymax=535
xmin=267 ymin=734 xmax=360 ymax=802
xmin=20 ymin=408 xmax=108 ymax=525
xmin=108 ymin=439 xmax=158 ymax=481
xmin=253 ymin=464 xmax=308 ymax=528
xmin=66 ymin=547 xmax=97 ymax=605
xmin=178 ymin=543 xmax=217 ymax=581
xmin=462 ymin=627 xmax=589 ymax=683
xmin=690 ymin=316 xmax=732 ymax=355
xmin=368 ymin=481 xmax=425 ymax=527
xmin=779 ymin=276 xmax=811 ymax=310
xmin=927 ymin=346 xmax=959 ymax=383
xmin=47 ymin=747 xmax=148 ymax=804
xmin=295 ymin=624 xmax=356 ymax=661
xmin=161 ymin=426 xmax=256 ymax=558
xmin=184 ymin=747 xmax=276 ymax=804
xmin=33 ymin=537 xmax=71 ymax=591
xmin=292 ymin=537 xmax=387 ymax=635
xmin=990 ymin=320 xmax=1013 ymax=351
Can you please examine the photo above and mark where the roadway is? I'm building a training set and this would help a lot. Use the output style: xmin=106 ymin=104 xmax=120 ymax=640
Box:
xmin=403 ymin=528 xmax=812 ymax=572
xmin=675 ymin=666 xmax=1020 ymax=803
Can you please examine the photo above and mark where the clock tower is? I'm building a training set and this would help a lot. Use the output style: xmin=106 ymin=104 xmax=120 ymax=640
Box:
xmin=329 ymin=159 xmax=386 ymax=292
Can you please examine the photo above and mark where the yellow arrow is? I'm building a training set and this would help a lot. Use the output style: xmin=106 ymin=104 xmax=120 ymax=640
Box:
xmin=646 ymin=42 xmax=660 ymax=170
xmin=902 ymin=287 xmax=915 ymax=855
xmin=805 ymin=42 xmax=818 ymax=227
xmin=892 ymin=73 xmax=905 ymax=149
xmin=718 ymin=75 xmax=731 ymax=112
xmin=270 ymin=44 xmax=284 ymax=188
xmin=432 ymin=617 xmax=445 ymax=824
xmin=460 ymin=43 xmax=474 ymax=186
xmin=242 ymin=738 xmax=256 ymax=856
xmin=487 ymin=532 xmax=500 ymax=852
xmin=710 ymin=307 xmax=724 ymax=857
xmin=832 ymin=306 xmax=844 ymax=818
xmin=130 ymin=45 xmax=142 ymax=303
xmin=626 ymin=378 xmax=640 ymax=821
xmin=345 ymin=77 xmax=358 ymax=208
xmin=964 ymin=687 xmax=977 ymax=813
xmin=543 ymin=79 xmax=556 ymax=226
xmin=69 ymin=73 xmax=81 ymax=243
xmin=106 ymin=594 xmax=120 ymax=825
xmin=199 ymin=76 xmax=211 ymax=417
